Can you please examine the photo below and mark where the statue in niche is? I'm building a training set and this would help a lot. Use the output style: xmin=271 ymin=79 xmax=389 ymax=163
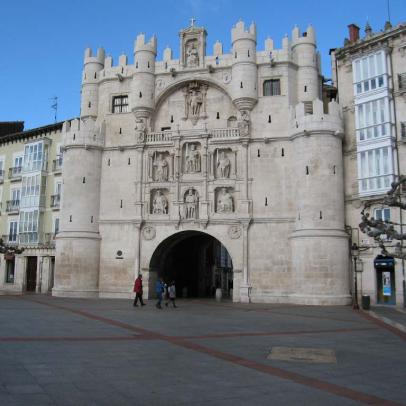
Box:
xmin=217 ymin=188 xmax=233 ymax=213
xmin=185 ymin=144 xmax=201 ymax=173
xmin=217 ymin=151 xmax=231 ymax=178
xmin=237 ymin=110 xmax=250 ymax=137
xmin=185 ymin=189 xmax=198 ymax=219
xmin=183 ymin=82 xmax=207 ymax=125
xmin=186 ymin=43 xmax=199 ymax=67
xmin=152 ymin=190 xmax=168 ymax=215
xmin=153 ymin=153 xmax=168 ymax=182
xmin=135 ymin=117 xmax=146 ymax=143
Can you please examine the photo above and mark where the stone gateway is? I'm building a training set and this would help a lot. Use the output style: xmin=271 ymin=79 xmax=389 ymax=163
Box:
xmin=52 ymin=21 xmax=350 ymax=304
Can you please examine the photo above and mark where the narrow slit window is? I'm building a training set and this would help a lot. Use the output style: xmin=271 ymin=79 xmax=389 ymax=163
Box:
xmin=281 ymin=148 xmax=284 ymax=157
xmin=82 ymin=177 xmax=86 ymax=183
xmin=306 ymin=166 xmax=309 ymax=175
xmin=240 ymin=82 xmax=243 ymax=88
xmin=170 ymin=115 xmax=174 ymax=123
xmin=265 ymin=197 xmax=268 ymax=206
xmin=69 ymin=215 xmax=72 ymax=222
xmin=128 ymin=158 xmax=131 ymax=165
xmin=119 ymin=127 xmax=122 ymax=134
xmin=91 ymin=216 xmax=93 ymax=223
xmin=320 ymin=211 xmax=323 ymax=219
xmin=268 ymin=115 xmax=271 ymax=123
xmin=139 ymin=92 xmax=142 ymax=98
xmin=107 ymin=159 xmax=110 ymax=166
xmin=333 ymin=165 xmax=336 ymax=174
xmin=120 ymin=200 xmax=123 ymax=208
xmin=257 ymin=149 xmax=260 ymax=157
xmin=216 ymin=112 xmax=220 ymax=119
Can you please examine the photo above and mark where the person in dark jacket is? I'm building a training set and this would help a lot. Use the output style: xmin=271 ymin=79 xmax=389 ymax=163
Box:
xmin=155 ymin=277 xmax=164 ymax=309
xmin=133 ymin=275 xmax=145 ymax=307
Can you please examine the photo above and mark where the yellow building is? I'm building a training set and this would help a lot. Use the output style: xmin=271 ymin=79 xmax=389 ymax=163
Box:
xmin=0 ymin=122 xmax=63 ymax=294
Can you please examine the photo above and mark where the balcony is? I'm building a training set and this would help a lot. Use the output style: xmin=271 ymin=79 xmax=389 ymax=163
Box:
xmin=0 ymin=169 xmax=4 ymax=184
xmin=8 ymin=166 xmax=22 ymax=181
xmin=6 ymin=200 xmax=20 ymax=214
xmin=52 ymin=156 xmax=63 ymax=173
xmin=50 ymin=194 xmax=60 ymax=209
xmin=1 ymin=235 xmax=18 ymax=246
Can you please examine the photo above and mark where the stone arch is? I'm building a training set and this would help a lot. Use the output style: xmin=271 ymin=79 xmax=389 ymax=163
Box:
xmin=147 ymin=229 xmax=237 ymax=299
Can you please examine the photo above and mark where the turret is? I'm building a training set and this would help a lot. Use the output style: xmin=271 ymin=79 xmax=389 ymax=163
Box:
xmin=131 ymin=33 xmax=157 ymax=119
xmin=291 ymin=25 xmax=319 ymax=102
xmin=230 ymin=21 xmax=258 ymax=111
xmin=289 ymin=99 xmax=350 ymax=305
xmin=81 ymin=48 xmax=105 ymax=118
xmin=53 ymin=118 xmax=104 ymax=298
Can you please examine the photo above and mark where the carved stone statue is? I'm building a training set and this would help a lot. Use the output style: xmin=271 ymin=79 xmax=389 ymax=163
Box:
xmin=152 ymin=190 xmax=168 ymax=215
xmin=237 ymin=110 xmax=250 ymax=136
xmin=217 ymin=188 xmax=233 ymax=213
xmin=217 ymin=151 xmax=231 ymax=178
xmin=135 ymin=117 xmax=146 ymax=143
xmin=183 ymin=82 xmax=208 ymax=125
xmin=185 ymin=144 xmax=201 ymax=173
xmin=185 ymin=189 xmax=198 ymax=219
xmin=186 ymin=43 xmax=199 ymax=67
xmin=189 ymin=90 xmax=203 ymax=117
xmin=153 ymin=153 xmax=168 ymax=182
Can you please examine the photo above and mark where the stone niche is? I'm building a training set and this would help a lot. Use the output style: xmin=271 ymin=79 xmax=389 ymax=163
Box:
xmin=183 ymin=142 xmax=202 ymax=174
xmin=182 ymin=188 xmax=199 ymax=220
xmin=179 ymin=24 xmax=207 ymax=68
xmin=150 ymin=188 xmax=170 ymax=215
xmin=212 ymin=148 xmax=235 ymax=179
xmin=148 ymin=151 xmax=174 ymax=182
xmin=215 ymin=187 xmax=235 ymax=213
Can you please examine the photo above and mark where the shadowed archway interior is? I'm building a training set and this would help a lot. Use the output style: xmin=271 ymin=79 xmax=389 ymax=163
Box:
xmin=150 ymin=231 xmax=233 ymax=298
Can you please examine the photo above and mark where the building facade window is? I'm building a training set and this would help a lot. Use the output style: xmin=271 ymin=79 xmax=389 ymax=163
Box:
xmin=8 ymin=221 xmax=18 ymax=243
xmin=23 ymin=141 xmax=46 ymax=172
xmin=112 ymin=95 xmax=129 ymax=113
xmin=5 ymin=259 xmax=15 ymax=283
xmin=263 ymin=79 xmax=281 ymax=96
xmin=21 ymin=174 xmax=42 ymax=208
xmin=358 ymin=146 xmax=393 ymax=193
xmin=353 ymin=51 xmax=386 ymax=95
xmin=355 ymin=97 xmax=390 ymax=141
xmin=19 ymin=210 xmax=39 ymax=244
xmin=374 ymin=207 xmax=390 ymax=222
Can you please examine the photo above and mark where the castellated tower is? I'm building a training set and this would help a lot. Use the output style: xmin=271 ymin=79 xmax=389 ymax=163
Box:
xmin=53 ymin=49 xmax=105 ymax=298
xmin=230 ymin=21 xmax=258 ymax=111
xmin=291 ymin=25 xmax=320 ymax=102
xmin=289 ymin=99 xmax=350 ymax=305
xmin=131 ymin=34 xmax=157 ymax=119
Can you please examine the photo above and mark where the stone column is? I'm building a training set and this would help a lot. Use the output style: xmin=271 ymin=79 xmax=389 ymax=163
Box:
xmin=15 ymin=255 xmax=26 ymax=292
xmin=36 ymin=257 xmax=42 ymax=293
xmin=135 ymin=146 xmax=144 ymax=219
xmin=239 ymin=222 xmax=251 ymax=303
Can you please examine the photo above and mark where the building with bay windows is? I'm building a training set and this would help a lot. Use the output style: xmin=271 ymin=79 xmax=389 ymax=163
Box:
xmin=0 ymin=122 xmax=63 ymax=294
xmin=331 ymin=21 xmax=406 ymax=306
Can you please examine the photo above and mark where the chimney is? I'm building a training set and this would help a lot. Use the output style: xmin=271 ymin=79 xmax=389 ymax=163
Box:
xmin=348 ymin=24 xmax=360 ymax=43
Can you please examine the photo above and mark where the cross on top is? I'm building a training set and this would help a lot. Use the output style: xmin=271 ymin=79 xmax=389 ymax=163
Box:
xmin=190 ymin=17 xmax=196 ymax=27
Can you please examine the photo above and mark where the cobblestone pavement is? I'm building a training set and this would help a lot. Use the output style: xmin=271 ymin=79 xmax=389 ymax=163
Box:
xmin=0 ymin=295 xmax=405 ymax=405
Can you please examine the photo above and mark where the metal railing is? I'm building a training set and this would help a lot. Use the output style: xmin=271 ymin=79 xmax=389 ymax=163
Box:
xmin=50 ymin=194 xmax=61 ymax=208
xmin=8 ymin=166 xmax=22 ymax=180
xmin=6 ymin=200 xmax=20 ymax=213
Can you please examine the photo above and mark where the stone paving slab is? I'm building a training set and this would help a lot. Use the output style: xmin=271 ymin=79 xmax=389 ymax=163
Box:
xmin=0 ymin=295 xmax=405 ymax=405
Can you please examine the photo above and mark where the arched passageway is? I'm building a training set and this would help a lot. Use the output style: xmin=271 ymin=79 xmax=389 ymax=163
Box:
xmin=149 ymin=231 xmax=233 ymax=298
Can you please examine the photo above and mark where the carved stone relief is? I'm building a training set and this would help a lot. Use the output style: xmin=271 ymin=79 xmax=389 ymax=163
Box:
xmin=216 ymin=187 xmax=234 ymax=213
xmin=135 ymin=117 xmax=147 ymax=143
xmin=237 ymin=110 xmax=250 ymax=136
xmin=142 ymin=226 xmax=156 ymax=240
xmin=216 ymin=149 xmax=231 ymax=179
xmin=184 ymin=142 xmax=201 ymax=174
xmin=153 ymin=152 xmax=169 ymax=181
xmin=184 ymin=188 xmax=198 ymax=219
xmin=182 ymin=82 xmax=208 ymax=125
xmin=186 ymin=39 xmax=199 ymax=67
xmin=228 ymin=225 xmax=241 ymax=239
xmin=151 ymin=189 xmax=168 ymax=215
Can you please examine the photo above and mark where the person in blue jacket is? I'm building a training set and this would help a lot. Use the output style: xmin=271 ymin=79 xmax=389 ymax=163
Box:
xmin=155 ymin=277 xmax=164 ymax=309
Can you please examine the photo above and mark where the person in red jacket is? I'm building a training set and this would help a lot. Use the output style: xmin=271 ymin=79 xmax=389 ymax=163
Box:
xmin=133 ymin=274 xmax=146 ymax=307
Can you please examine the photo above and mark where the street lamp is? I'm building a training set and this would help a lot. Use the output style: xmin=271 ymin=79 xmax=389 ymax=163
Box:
xmin=351 ymin=243 xmax=364 ymax=310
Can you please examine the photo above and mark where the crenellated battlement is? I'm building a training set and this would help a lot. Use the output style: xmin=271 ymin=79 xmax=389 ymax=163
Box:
xmin=63 ymin=118 xmax=105 ymax=148
xmin=231 ymin=20 xmax=256 ymax=44
xmin=84 ymin=48 xmax=105 ymax=66
xmin=291 ymin=25 xmax=316 ymax=47
xmin=135 ymin=33 xmax=157 ymax=54
xmin=290 ymin=99 xmax=343 ymax=136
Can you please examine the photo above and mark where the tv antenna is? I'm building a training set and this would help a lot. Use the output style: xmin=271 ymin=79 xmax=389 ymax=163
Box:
xmin=50 ymin=96 xmax=58 ymax=123
xmin=387 ymin=0 xmax=391 ymax=23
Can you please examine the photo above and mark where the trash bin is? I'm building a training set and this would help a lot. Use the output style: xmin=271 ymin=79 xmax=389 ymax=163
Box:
xmin=362 ymin=295 xmax=370 ymax=310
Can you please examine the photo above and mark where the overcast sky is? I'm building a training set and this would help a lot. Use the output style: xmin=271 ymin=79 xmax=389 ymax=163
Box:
xmin=1 ymin=0 xmax=404 ymax=129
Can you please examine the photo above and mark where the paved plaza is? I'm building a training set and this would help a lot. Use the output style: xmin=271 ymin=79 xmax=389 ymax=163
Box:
xmin=0 ymin=295 xmax=405 ymax=405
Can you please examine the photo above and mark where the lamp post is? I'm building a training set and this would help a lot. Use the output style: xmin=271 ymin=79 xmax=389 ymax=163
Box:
xmin=351 ymin=243 xmax=360 ymax=310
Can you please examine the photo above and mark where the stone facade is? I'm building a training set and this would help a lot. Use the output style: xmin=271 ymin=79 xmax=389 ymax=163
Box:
xmin=332 ymin=22 xmax=406 ymax=307
xmin=51 ymin=21 xmax=350 ymax=305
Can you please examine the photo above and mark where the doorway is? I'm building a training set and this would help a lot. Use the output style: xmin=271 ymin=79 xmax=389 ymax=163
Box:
xmin=149 ymin=231 xmax=233 ymax=298
xmin=26 ymin=257 xmax=37 ymax=292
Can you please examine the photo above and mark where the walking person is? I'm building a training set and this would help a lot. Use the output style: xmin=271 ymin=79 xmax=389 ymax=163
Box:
xmin=133 ymin=274 xmax=145 ymax=307
xmin=165 ymin=281 xmax=177 ymax=308
xmin=155 ymin=277 xmax=164 ymax=309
